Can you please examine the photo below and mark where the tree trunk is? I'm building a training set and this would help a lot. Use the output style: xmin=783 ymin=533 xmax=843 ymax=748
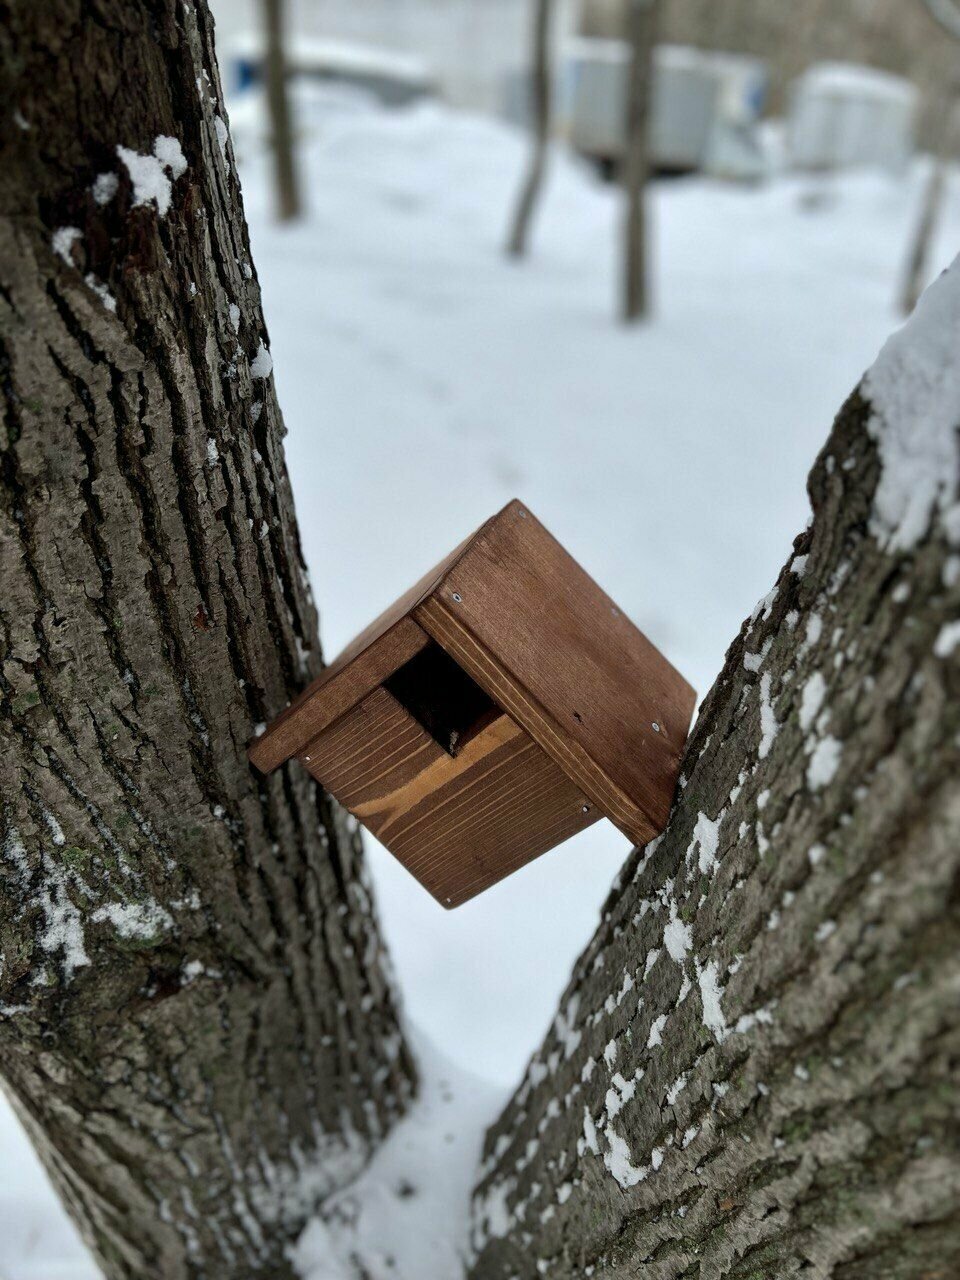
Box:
xmin=507 ymin=0 xmax=553 ymax=258
xmin=899 ymin=81 xmax=958 ymax=317
xmin=263 ymin=0 xmax=302 ymax=222
xmin=470 ymin=267 xmax=960 ymax=1274
xmin=900 ymin=156 xmax=948 ymax=316
xmin=0 ymin=4 xmax=414 ymax=1278
xmin=621 ymin=0 xmax=659 ymax=322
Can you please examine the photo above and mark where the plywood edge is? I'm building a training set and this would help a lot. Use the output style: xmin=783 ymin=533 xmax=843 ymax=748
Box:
xmin=247 ymin=617 xmax=430 ymax=774
xmin=414 ymin=593 xmax=662 ymax=846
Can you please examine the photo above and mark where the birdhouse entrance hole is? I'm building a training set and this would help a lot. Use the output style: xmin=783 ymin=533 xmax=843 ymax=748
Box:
xmin=383 ymin=640 xmax=497 ymax=757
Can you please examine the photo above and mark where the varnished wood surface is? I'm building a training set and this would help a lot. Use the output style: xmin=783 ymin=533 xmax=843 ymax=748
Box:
xmin=416 ymin=593 xmax=655 ymax=846
xmin=414 ymin=500 xmax=696 ymax=842
xmin=248 ymin=617 xmax=429 ymax=773
xmin=248 ymin=511 xmax=510 ymax=773
xmin=301 ymin=687 xmax=599 ymax=907
xmin=250 ymin=499 xmax=695 ymax=893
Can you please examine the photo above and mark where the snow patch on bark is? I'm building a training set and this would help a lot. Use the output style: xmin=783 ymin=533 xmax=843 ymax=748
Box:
xmin=52 ymin=226 xmax=81 ymax=265
xmin=214 ymin=114 xmax=230 ymax=160
xmin=807 ymin=735 xmax=842 ymax=789
xmin=799 ymin=672 xmax=827 ymax=731
xmin=602 ymin=1127 xmax=648 ymax=1188
xmin=251 ymin=340 xmax=273 ymax=379
xmin=84 ymin=274 xmax=116 ymax=312
xmin=696 ymin=959 xmax=727 ymax=1041
xmin=116 ymin=135 xmax=187 ymax=216
xmin=688 ymin=810 xmax=722 ymax=875
xmin=663 ymin=902 xmax=692 ymax=962
xmin=92 ymin=171 xmax=119 ymax=205
xmin=3 ymin=827 xmax=90 ymax=981
xmin=91 ymin=900 xmax=173 ymax=939
xmin=933 ymin=620 xmax=960 ymax=656
xmin=758 ymin=672 xmax=779 ymax=759
xmin=647 ymin=1013 xmax=667 ymax=1047
xmin=863 ymin=254 xmax=960 ymax=551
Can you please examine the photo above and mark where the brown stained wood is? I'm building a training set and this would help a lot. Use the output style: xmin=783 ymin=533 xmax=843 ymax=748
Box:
xmin=413 ymin=501 xmax=696 ymax=842
xmin=250 ymin=499 xmax=694 ymax=899
xmin=414 ymin=593 xmax=655 ymax=846
xmin=248 ymin=510 xmax=511 ymax=773
xmin=248 ymin=616 xmax=429 ymax=772
xmin=301 ymin=687 xmax=600 ymax=907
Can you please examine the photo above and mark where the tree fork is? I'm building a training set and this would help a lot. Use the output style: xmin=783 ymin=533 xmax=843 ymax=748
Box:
xmin=470 ymin=281 xmax=960 ymax=1274
xmin=0 ymin=3 xmax=414 ymax=1277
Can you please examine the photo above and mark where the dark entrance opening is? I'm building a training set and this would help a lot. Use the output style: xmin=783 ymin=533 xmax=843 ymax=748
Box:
xmin=384 ymin=640 xmax=499 ymax=756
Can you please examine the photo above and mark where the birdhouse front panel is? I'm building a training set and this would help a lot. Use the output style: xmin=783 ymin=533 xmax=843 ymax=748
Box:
xmin=249 ymin=500 xmax=696 ymax=908
xmin=296 ymin=654 xmax=599 ymax=907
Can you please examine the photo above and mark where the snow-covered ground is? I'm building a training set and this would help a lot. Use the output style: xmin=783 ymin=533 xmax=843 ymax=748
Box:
xmin=4 ymin=82 xmax=960 ymax=1280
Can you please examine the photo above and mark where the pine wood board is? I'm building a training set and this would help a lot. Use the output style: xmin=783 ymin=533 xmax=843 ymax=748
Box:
xmin=300 ymin=685 xmax=599 ymax=907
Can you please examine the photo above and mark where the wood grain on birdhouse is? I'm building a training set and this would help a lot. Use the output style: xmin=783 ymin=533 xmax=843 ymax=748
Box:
xmin=249 ymin=500 xmax=695 ymax=907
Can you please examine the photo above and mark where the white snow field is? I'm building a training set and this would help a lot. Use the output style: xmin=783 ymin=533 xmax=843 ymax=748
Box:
xmin=3 ymin=83 xmax=960 ymax=1280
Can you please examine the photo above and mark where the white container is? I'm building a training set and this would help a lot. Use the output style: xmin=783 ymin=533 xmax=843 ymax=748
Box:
xmin=787 ymin=62 xmax=917 ymax=172
xmin=228 ymin=33 xmax=436 ymax=107
xmin=564 ymin=39 xmax=768 ymax=179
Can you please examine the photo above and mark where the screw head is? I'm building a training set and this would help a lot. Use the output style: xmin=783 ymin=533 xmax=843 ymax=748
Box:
xmin=652 ymin=722 xmax=661 ymax=734
xmin=581 ymin=804 xmax=590 ymax=814
xmin=451 ymin=591 xmax=462 ymax=603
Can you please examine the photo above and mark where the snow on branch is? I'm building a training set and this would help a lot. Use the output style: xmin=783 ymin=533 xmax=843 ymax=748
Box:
xmin=863 ymin=253 xmax=960 ymax=551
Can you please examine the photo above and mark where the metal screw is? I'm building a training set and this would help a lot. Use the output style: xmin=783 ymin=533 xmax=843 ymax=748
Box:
xmin=581 ymin=804 xmax=590 ymax=814
xmin=652 ymin=722 xmax=661 ymax=734
xmin=451 ymin=591 xmax=462 ymax=603
xmin=518 ymin=508 xmax=527 ymax=519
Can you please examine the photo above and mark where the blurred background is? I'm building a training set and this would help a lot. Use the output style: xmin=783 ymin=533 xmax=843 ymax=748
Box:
xmin=5 ymin=0 xmax=960 ymax=1274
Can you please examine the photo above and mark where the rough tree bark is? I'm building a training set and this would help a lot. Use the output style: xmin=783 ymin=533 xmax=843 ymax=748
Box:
xmin=470 ymin=267 xmax=960 ymax=1274
xmin=622 ymin=0 xmax=660 ymax=322
xmin=0 ymin=4 xmax=414 ymax=1278
xmin=263 ymin=0 xmax=303 ymax=222
xmin=506 ymin=0 xmax=554 ymax=258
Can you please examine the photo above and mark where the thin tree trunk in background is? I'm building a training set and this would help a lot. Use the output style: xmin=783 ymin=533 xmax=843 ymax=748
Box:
xmin=263 ymin=0 xmax=302 ymax=222
xmin=900 ymin=154 xmax=948 ymax=315
xmin=0 ymin=4 xmax=413 ymax=1277
xmin=507 ymin=0 xmax=554 ymax=257
xmin=470 ymin=285 xmax=960 ymax=1274
xmin=621 ymin=0 xmax=659 ymax=321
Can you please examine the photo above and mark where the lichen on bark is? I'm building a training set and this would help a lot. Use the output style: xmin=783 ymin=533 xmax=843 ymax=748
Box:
xmin=0 ymin=3 xmax=414 ymax=1277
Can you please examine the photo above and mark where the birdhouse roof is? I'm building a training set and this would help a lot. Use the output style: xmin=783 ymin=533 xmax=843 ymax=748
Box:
xmin=249 ymin=500 xmax=695 ymax=845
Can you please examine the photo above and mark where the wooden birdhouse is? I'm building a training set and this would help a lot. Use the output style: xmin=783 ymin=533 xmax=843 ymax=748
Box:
xmin=249 ymin=501 xmax=695 ymax=908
